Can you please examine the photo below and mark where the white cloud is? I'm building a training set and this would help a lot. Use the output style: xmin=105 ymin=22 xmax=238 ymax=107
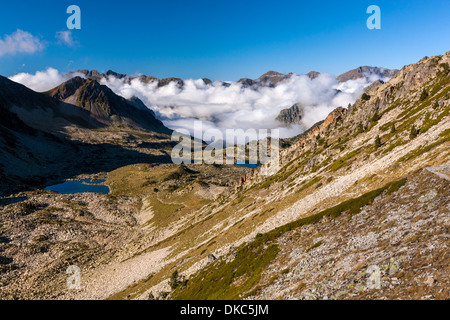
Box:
xmin=101 ymin=72 xmax=383 ymax=138
xmin=0 ymin=30 xmax=45 ymax=57
xmin=9 ymin=68 xmax=85 ymax=92
xmin=9 ymin=68 xmax=388 ymax=139
xmin=56 ymin=31 xmax=76 ymax=47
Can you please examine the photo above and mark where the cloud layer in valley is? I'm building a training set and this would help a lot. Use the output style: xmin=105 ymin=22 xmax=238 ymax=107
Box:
xmin=100 ymin=73 xmax=384 ymax=140
xmin=9 ymin=68 xmax=388 ymax=140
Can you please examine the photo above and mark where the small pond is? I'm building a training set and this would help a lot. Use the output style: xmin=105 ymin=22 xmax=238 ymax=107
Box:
xmin=44 ymin=179 xmax=110 ymax=195
xmin=235 ymin=163 xmax=261 ymax=169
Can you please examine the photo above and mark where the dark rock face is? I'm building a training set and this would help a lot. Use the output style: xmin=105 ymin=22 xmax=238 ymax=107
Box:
xmin=0 ymin=256 xmax=13 ymax=265
xmin=202 ymin=78 xmax=212 ymax=85
xmin=47 ymin=77 xmax=171 ymax=134
xmin=364 ymin=79 xmax=385 ymax=93
xmin=238 ymin=78 xmax=256 ymax=88
xmin=127 ymin=96 xmax=156 ymax=116
xmin=157 ymin=77 xmax=184 ymax=87
xmin=47 ymin=76 xmax=86 ymax=100
xmin=0 ymin=75 xmax=56 ymax=109
xmin=276 ymin=103 xmax=304 ymax=126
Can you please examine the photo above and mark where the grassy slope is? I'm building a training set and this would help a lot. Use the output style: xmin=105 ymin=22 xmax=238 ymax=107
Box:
xmin=109 ymin=58 xmax=450 ymax=300
xmin=171 ymin=179 xmax=406 ymax=300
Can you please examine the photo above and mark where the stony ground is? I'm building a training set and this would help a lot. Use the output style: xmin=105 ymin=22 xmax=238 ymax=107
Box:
xmin=0 ymin=163 xmax=250 ymax=300
xmin=248 ymin=167 xmax=449 ymax=300
xmin=0 ymin=189 xmax=140 ymax=299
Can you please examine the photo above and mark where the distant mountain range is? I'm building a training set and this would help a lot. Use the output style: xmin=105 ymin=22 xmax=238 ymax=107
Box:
xmin=74 ymin=66 xmax=399 ymax=89
xmin=0 ymin=64 xmax=399 ymax=193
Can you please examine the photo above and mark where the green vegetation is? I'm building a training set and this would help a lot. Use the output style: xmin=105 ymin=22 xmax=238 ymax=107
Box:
xmin=398 ymin=129 xmax=450 ymax=163
xmin=280 ymin=268 xmax=290 ymax=275
xmin=361 ymin=93 xmax=371 ymax=101
xmin=371 ymin=111 xmax=381 ymax=122
xmin=391 ymin=123 xmax=396 ymax=133
xmin=420 ymin=105 xmax=449 ymax=134
xmin=169 ymin=270 xmax=187 ymax=290
xmin=163 ymin=166 xmax=190 ymax=181
xmin=382 ymin=138 xmax=406 ymax=154
xmin=433 ymin=101 xmax=439 ymax=109
xmin=297 ymin=176 xmax=322 ymax=193
xmin=419 ymin=89 xmax=429 ymax=101
xmin=357 ymin=123 xmax=364 ymax=134
xmin=306 ymin=240 xmax=323 ymax=252
xmin=410 ymin=125 xmax=419 ymax=139
xmin=328 ymin=148 xmax=362 ymax=172
xmin=438 ymin=63 xmax=449 ymax=76
xmin=172 ymin=243 xmax=279 ymax=300
xmin=375 ymin=135 xmax=382 ymax=149
xmin=257 ymin=162 xmax=300 ymax=189
xmin=256 ymin=178 xmax=407 ymax=245
xmin=172 ymin=179 xmax=407 ymax=300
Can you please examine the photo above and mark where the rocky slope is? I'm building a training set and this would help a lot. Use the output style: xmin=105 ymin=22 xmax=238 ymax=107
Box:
xmin=0 ymin=52 xmax=448 ymax=300
xmin=150 ymin=52 xmax=449 ymax=300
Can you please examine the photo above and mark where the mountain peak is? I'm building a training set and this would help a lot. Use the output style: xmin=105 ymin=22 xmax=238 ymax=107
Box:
xmin=45 ymin=77 xmax=171 ymax=133
xmin=276 ymin=103 xmax=304 ymax=127
xmin=48 ymin=76 xmax=88 ymax=100
xmin=337 ymin=66 xmax=398 ymax=82
xmin=258 ymin=71 xmax=293 ymax=86
xmin=306 ymin=71 xmax=320 ymax=80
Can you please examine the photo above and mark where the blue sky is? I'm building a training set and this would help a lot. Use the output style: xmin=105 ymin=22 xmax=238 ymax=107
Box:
xmin=0 ymin=0 xmax=449 ymax=80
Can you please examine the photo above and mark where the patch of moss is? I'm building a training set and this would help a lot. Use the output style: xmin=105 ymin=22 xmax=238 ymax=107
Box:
xmin=328 ymin=148 xmax=362 ymax=172
xmin=306 ymin=240 xmax=323 ymax=252
xmin=398 ymin=129 xmax=450 ymax=162
xmin=172 ymin=243 xmax=279 ymax=300
xmin=296 ymin=176 xmax=322 ymax=193
xmin=420 ymin=105 xmax=449 ymax=134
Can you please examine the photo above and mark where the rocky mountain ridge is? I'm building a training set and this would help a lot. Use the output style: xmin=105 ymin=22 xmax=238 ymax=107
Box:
xmin=47 ymin=76 xmax=171 ymax=134
xmin=76 ymin=65 xmax=399 ymax=90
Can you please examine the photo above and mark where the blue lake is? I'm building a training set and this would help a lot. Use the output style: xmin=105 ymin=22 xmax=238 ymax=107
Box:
xmin=235 ymin=163 xmax=261 ymax=169
xmin=44 ymin=179 xmax=110 ymax=195
xmin=172 ymin=158 xmax=261 ymax=169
